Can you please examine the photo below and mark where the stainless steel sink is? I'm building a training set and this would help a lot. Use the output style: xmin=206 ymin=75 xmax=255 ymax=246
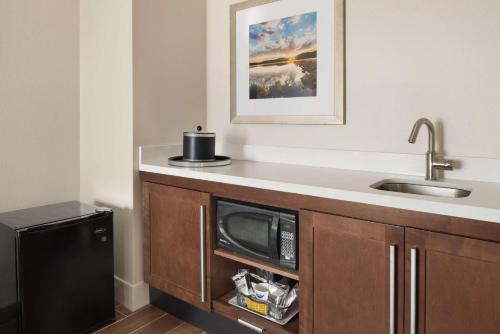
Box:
xmin=371 ymin=179 xmax=471 ymax=198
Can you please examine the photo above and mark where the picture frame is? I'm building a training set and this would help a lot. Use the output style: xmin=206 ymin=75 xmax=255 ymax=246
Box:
xmin=230 ymin=0 xmax=345 ymax=125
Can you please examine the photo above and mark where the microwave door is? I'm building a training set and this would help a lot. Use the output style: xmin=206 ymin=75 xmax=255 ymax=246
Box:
xmin=268 ymin=216 xmax=280 ymax=260
xmin=220 ymin=212 xmax=279 ymax=260
xmin=218 ymin=226 xmax=269 ymax=259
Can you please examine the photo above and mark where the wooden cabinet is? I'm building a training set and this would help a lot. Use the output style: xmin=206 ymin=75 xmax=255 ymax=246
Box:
xmin=300 ymin=210 xmax=405 ymax=334
xmin=301 ymin=210 xmax=500 ymax=334
xmin=143 ymin=182 xmax=211 ymax=311
xmin=405 ymin=228 xmax=500 ymax=334
xmin=141 ymin=173 xmax=500 ymax=334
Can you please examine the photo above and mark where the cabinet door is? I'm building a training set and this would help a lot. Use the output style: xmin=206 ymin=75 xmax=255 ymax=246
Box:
xmin=300 ymin=210 xmax=404 ymax=334
xmin=405 ymin=228 xmax=500 ymax=334
xmin=143 ymin=182 xmax=211 ymax=310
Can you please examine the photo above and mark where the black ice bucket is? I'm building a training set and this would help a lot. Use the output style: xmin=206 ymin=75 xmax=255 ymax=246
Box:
xmin=182 ymin=131 xmax=216 ymax=162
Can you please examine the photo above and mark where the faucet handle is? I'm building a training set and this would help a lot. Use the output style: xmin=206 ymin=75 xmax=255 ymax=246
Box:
xmin=433 ymin=158 xmax=454 ymax=171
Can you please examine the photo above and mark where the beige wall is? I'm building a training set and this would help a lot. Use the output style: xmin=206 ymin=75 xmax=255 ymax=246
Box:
xmin=0 ymin=0 xmax=80 ymax=212
xmin=132 ymin=0 xmax=207 ymax=273
xmin=80 ymin=0 xmax=207 ymax=310
xmin=131 ymin=0 xmax=207 ymax=307
xmin=134 ymin=0 xmax=207 ymax=146
xmin=207 ymin=0 xmax=500 ymax=158
xmin=80 ymin=0 xmax=148 ymax=310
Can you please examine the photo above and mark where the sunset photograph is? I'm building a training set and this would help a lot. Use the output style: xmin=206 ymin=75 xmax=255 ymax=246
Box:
xmin=249 ymin=12 xmax=317 ymax=99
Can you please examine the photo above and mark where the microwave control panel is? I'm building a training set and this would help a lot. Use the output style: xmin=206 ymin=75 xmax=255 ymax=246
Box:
xmin=281 ymin=230 xmax=295 ymax=260
xmin=279 ymin=217 xmax=296 ymax=263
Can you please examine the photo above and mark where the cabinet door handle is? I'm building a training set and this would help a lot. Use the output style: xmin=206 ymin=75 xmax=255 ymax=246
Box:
xmin=200 ymin=205 xmax=206 ymax=303
xmin=238 ymin=319 xmax=264 ymax=333
xmin=389 ymin=245 xmax=396 ymax=334
xmin=410 ymin=248 xmax=418 ymax=334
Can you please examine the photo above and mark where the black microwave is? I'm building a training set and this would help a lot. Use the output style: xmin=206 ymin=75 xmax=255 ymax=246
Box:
xmin=216 ymin=200 xmax=297 ymax=270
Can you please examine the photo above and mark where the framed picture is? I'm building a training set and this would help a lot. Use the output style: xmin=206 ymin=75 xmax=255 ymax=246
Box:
xmin=230 ymin=0 xmax=345 ymax=125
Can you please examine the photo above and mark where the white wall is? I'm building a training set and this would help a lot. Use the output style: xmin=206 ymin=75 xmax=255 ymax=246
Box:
xmin=0 ymin=0 xmax=80 ymax=212
xmin=80 ymin=0 xmax=207 ymax=311
xmin=80 ymin=0 xmax=149 ymax=311
xmin=207 ymin=0 xmax=500 ymax=159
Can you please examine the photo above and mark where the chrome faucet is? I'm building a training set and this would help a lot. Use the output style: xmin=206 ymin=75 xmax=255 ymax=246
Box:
xmin=408 ymin=118 xmax=453 ymax=181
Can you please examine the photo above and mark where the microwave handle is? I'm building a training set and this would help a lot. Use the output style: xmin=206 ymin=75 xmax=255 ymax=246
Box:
xmin=268 ymin=216 xmax=280 ymax=260
xmin=218 ymin=224 xmax=269 ymax=260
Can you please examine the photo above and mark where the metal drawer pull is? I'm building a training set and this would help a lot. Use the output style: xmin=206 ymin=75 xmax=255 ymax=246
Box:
xmin=238 ymin=319 xmax=264 ymax=333
xmin=410 ymin=248 xmax=418 ymax=334
xmin=389 ymin=245 xmax=396 ymax=334
xmin=200 ymin=205 xmax=206 ymax=303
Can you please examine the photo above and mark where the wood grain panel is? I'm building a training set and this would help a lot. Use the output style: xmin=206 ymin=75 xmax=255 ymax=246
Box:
xmin=145 ymin=183 xmax=211 ymax=311
xmin=299 ymin=210 xmax=314 ymax=334
xmin=406 ymin=229 xmax=500 ymax=334
xmin=94 ymin=306 xmax=164 ymax=334
xmin=149 ymin=185 xmax=203 ymax=294
xmin=132 ymin=314 xmax=183 ymax=334
xmin=143 ymin=182 xmax=151 ymax=284
xmin=302 ymin=211 xmax=404 ymax=334
xmin=116 ymin=305 xmax=133 ymax=316
xmin=214 ymin=248 xmax=299 ymax=280
xmin=93 ymin=305 xmax=203 ymax=334
xmin=169 ymin=323 xmax=204 ymax=334
xmin=113 ymin=311 xmax=126 ymax=322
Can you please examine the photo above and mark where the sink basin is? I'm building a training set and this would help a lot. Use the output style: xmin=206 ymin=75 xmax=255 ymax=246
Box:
xmin=371 ymin=179 xmax=471 ymax=198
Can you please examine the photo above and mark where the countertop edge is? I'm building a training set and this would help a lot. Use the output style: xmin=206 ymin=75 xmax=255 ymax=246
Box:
xmin=139 ymin=162 xmax=500 ymax=225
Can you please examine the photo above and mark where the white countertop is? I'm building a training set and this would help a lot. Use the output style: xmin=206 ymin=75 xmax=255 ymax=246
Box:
xmin=139 ymin=146 xmax=500 ymax=224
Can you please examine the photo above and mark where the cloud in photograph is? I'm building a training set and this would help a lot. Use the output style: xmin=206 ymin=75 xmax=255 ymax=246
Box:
xmin=249 ymin=12 xmax=317 ymax=64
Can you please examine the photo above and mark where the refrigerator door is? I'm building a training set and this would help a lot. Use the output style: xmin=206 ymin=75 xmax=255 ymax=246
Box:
xmin=18 ymin=213 xmax=114 ymax=334
xmin=0 ymin=224 xmax=18 ymax=334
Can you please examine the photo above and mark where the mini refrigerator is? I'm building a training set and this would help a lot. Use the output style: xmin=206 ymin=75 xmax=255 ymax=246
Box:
xmin=0 ymin=201 xmax=115 ymax=334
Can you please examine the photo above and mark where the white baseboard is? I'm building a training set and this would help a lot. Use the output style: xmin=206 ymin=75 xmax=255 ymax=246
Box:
xmin=114 ymin=276 xmax=150 ymax=311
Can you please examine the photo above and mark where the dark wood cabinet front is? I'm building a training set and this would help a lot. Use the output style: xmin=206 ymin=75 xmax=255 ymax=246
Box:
xmin=141 ymin=173 xmax=500 ymax=334
xmin=143 ymin=182 xmax=211 ymax=311
xmin=300 ymin=210 xmax=405 ymax=334
xmin=405 ymin=228 xmax=500 ymax=334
